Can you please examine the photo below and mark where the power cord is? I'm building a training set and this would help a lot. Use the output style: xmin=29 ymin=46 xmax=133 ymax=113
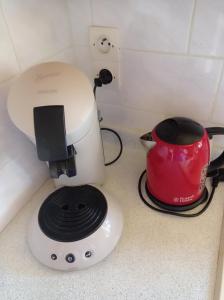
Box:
xmin=138 ymin=169 xmax=224 ymax=217
xmin=101 ymin=128 xmax=123 ymax=166
xmin=93 ymin=69 xmax=113 ymax=97
xmin=93 ymin=69 xmax=123 ymax=166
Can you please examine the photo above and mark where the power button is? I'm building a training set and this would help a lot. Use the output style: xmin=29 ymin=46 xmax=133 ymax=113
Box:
xmin=65 ymin=253 xmax=75 ymax=263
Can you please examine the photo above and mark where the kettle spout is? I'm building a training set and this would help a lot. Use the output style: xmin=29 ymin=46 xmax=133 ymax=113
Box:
xmin=140 ymin=132 xmax=156 ymax=150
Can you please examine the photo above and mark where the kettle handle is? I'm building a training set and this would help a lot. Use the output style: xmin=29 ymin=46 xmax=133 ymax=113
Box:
xmin=206 ymin=127 xmax=224 ymax=175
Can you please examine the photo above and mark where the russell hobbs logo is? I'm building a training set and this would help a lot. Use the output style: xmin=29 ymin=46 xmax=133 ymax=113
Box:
xmin=173 ymin=195 xmax=194 ymax=203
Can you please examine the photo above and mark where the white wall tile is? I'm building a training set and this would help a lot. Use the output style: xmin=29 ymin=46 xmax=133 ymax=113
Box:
xmin=96 ymin=86 xmax=122 ymax=106
xmin=74 ymin=45 xmax=94 ymax=80
xmin=67 ymin=0 xmax=92 ymax=46
xmin=121 ymin=50 xmax=222 ymax=121
xmin=42 ymin=46 xmax=77 ymax=65
xmin=190 ymin=0 xmax=224 ymax=56
xmin=98 ymin=102 xmax=165 ymax=132
xmin=92 ymin=0 xmax=194 ymax=53
xmin=1 ymin=0 xmax=72 ymax=70
xmin=212 ymin=68 xmax=224 ymax=124
xmin=0 ymin=6 xmax=19 ymax=82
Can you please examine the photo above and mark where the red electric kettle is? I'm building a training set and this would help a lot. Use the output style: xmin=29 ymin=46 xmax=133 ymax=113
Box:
xmin=139 ymin=117 xmax=224 ymax=217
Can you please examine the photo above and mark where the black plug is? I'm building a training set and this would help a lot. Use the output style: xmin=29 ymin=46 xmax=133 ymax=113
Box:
xmin=93 ymin=69 xmax=113 ymax=122
xmin=212 ymin=168 xmax=224 ymax=187
xmin=94 ymin=69 xmax=113 ymax=88
xmin=218 ymin=168 xmax=224 ymax=180
xmin=99 ymin=69 xmax=113 ymax=84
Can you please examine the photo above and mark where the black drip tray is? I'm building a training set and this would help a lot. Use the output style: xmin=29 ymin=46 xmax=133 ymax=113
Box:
xmin=38 ymin=185 xmax=108 ymax=242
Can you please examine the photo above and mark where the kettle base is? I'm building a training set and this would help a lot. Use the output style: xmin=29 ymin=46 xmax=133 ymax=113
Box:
xmin=145 ymin=184 xmax=208 ymax=212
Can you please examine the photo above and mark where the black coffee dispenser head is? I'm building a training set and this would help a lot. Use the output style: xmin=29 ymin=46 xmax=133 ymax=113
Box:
xmin=33 ymin=105 xmax=76 ymax=178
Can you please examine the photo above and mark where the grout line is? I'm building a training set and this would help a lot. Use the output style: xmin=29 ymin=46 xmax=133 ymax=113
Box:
xmin=23 ymin=44 xmax=74 ymax=70
xmin=0 ymin=1 xmax=22 ymax=72
xmin=0 ymin=44 xmax=75 ymax=86
xmin=65 ymin=0 xmax=76 ymax=44
xmin=23 ymin=43 xmax=74 ymax=71
xmin=189 ymin=53 xmax=224 ymax=61
xmin=73 ymin=41 xmax=224 ymax=61
xmin=186 ymin=0 xmax=197 ymax=54
xmin=0 ymin=74 xmax=17 ymax=86
xmin=210 ymin=60 xmax=224 ymax=120
xmin=121 ymin=47 xmax=224 ymax=61
xmin=98 ymin=101 xmax=167 ymax=118
xmin=89 ymin=0 xmax=94 ymax=25
xmin=46 ymin=44 xmax=74 ymax=59
xmin=98 ymin=100 xmax=224 ymax=127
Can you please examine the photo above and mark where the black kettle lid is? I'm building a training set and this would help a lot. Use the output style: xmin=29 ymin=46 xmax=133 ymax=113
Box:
xmin=155 ymin=117 xmax=204 ymax=145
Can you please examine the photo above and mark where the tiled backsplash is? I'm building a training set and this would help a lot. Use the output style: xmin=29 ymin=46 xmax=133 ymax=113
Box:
xmin=2 ymin=0 xmax=224 ymax=132
xmin=1 ymin=0 xmax=224 ymax=229
xmin=65 ymin=0 xmax=224 ymax=133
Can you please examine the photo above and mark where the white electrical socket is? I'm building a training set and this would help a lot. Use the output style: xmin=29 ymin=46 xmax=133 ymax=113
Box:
xmin=89 ymin=26 xmax=119 ymax=61
xmin=89 ymin=26 xmax=120 ymax=86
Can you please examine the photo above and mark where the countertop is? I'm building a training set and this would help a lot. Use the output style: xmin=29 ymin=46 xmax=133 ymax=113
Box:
xmin=0 ymin=134 xmax=224 ymax=300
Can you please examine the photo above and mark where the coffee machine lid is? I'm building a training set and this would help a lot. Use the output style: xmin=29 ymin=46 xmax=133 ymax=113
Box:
xmin=7 ymin=62 xmax=95 ymax=145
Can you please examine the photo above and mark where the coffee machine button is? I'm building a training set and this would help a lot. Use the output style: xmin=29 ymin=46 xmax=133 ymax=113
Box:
xmin=65 ymin=253 xmax=75 ymax=263
xmin=85 ymin=250 xmax=93 ymax=258
xmin=51 ymin=254 xmax=57 ymax=260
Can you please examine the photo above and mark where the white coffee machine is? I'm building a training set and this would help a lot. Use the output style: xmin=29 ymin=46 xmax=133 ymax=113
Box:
xmin=7 ymin=62 xmax=123 ymax=271
xmin=8 ymin=62 xmax=105 ymax=187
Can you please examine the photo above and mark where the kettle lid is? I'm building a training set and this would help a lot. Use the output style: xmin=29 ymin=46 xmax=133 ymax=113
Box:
xmin=155 ymin=117 xmax=204 ymax=145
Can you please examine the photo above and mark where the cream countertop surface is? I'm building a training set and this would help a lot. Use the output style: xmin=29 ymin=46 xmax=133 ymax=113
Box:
xmin=0 ymin=137 xmax=223 ymax=300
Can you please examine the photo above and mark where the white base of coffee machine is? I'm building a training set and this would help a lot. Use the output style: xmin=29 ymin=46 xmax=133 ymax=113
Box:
xmin=28 ymin=185 xmax=123 ymax=271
